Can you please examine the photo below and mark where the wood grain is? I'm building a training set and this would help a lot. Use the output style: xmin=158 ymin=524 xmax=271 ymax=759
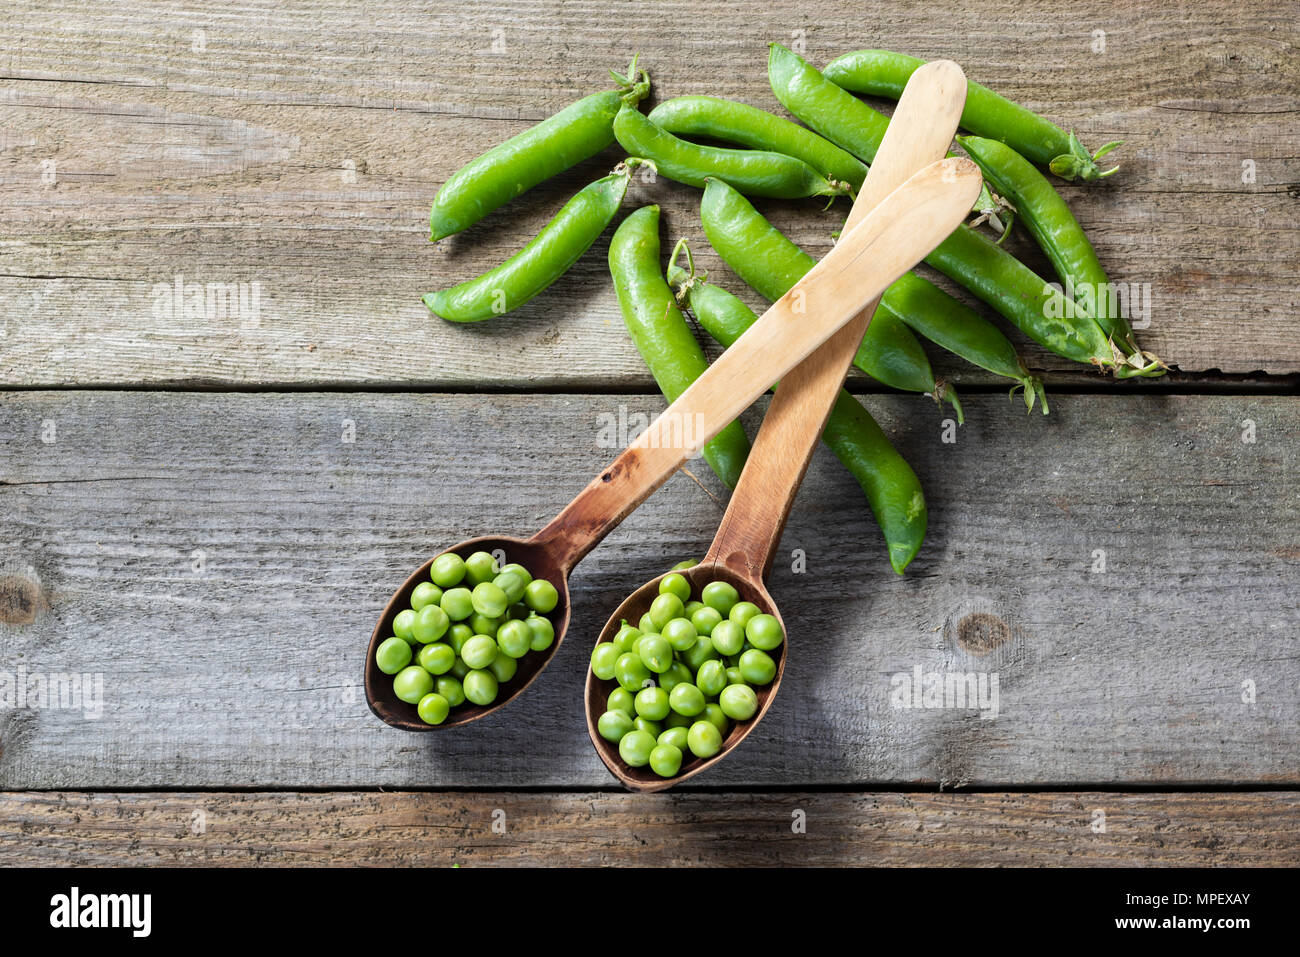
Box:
xmin=0 ymin=0 xmax=1296 ymax=388
xmin=2 ymin=790 xmax=1294 ymax=866
xmin=1 ymin=390 xmax=1295 ymax=789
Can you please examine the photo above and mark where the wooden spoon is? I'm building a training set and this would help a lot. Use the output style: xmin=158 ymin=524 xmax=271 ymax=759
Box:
xmin=367 ymin=153 xmax=982 ymax=730
xmin=585 ymin=60 xmax=969 ymax=789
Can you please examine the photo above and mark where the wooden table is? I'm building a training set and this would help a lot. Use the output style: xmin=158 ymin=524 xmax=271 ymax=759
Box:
xmin=1 ymin=0 xmax=1296 ymax=866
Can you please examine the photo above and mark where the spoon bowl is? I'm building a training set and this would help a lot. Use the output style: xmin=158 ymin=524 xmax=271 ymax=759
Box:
xmin=585 ymin=559 xmax=786 ymax=791
xmin=364 ymin=534 xmax=572 ymax=730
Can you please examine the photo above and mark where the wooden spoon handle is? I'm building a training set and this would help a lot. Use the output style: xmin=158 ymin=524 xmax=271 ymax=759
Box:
xmin=534 ymin=155 xmax=983 ymax=572
xmin=703 ymin=60 xmax=968 ymax=581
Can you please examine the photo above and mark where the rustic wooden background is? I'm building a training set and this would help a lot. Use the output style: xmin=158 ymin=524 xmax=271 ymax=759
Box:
xmin=1 ymin=0 xmax=1296 ymax=866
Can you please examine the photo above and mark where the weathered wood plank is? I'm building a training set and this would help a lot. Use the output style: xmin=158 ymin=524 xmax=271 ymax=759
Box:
xmin=1 ymin=391 xmax=1296 ymax=788
xmin=2 ymin=790 xmax=1295 ymax=866
xmin=1 ymin=0 xmax=1296 ymax=387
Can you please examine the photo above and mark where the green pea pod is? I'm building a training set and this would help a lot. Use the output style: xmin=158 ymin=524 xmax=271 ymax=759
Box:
xmin=768 ymin=43 xmax=1010 ymax=236
xmin=646 ymin=95 xmax=868 ymax=190
xmin=608 ymin=205 xmax=751 ymax=489
xmin=429 ymin=57 xmax=649 ymax=241
xmin=768 ymin=43 xmax=890 ymax=163
xmin=668 ymin=249 xmax=925 ymax=574
xmin=698 ymin=178 xmax=949 ymax=408
xmin=823 ymin=50 xmax=1121 ymax=182
xmin=425 ymin=164 xmax=636 ymax=322
xmin=958 ymin=136 xmax=1163 ymax=377
xmin=885 ymin=272 xmax=1048 ymax=413
xmin=613 ymin=104 xmax=849 ymax=200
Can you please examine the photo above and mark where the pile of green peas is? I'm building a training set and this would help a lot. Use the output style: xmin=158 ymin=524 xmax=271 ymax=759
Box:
xmin=590 ymin=569 xmax=783 ymax=778
xmin=373 ymin=550 xmax=560 ymax=725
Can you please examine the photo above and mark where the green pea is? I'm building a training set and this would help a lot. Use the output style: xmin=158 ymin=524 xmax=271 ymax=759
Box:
xmin=729 ymin=601 xmax=761 ymax=629
xmin=687 ymin=720 xmax=723 ymax=758
xmin=435 ymin=675 xmax=465 ymax=707
xmin=462 ymin=668 xmax=498 ymax=705
xmin=447 ymin=623 xmax=473 ymax=655
xmin=392 ymin=609 xmax=418 ymax=644
xmin=619 ymin=729 xmax=657 ymax=767
xmin=440 ymin=587 xmax=474 ymax=621
xmin=658 ymin=661 xmax=694 ymax=693
xmin=638 ymin=612 xmax=655 ymax=632
xmin=615 ymin=652 xmax=653 ymax=692
xmin=598 ymin=709 xmax=636 ymax=743
xmin=526 ymin=614 xmax=555 ymax=651
xmin=671 ymin=559 xmax=699 ymax=571
xmin=450 ymin=656 xmax=471 ymax=680
xmin=669 ymin=682 xmax=706 ymax=717
xmin=524 ymin=579 xmax=559 ymax=613
xmin=468 ymin=612 xmax=503 ymax=637
xmin=725 ymin=666 xmax=746 ymax=687
xmin=635 ymin=686 xmax=671 ymax=721
xmin=719 ymin=684 xmax=758 ymax=721
xmin=464 ymin=550 xmax=499 ymax=587
xmin=492 ymin=570 xmax=528 ymax=604
xmin=746 ymin=613 xmax=784 ymax=650
xmin=649 ymin=744 xmax=683 ymax=778
xmin=658 ymin=726 xmax=690 ymax=752
xmin=393 ymin=666 xmax=433 ymax=704
xmin=659 ymin=573 xmax=692 ymax=603
xmin=417 ymin=642 xmax=455 ymax=675
xmin=696 ymin=659 xmax=728 ymax=697
xmin=461 ymin=635 xmax=499 ymax=670
xmin=664 ymin=710 xmax=692 ymax=730
xmin=614 ymin=621 xmax=641 ymax=654
xmin=412 ymin=604 xmax=450 ymax=644
xmin=703 ymin=703 xmax=730 ymax=737
xmin=489 ymin=653 xmax=517 ymax=682
xmin=702 ymin=581 xmax=740 ymax=616
xmin=496 ymin=619 xmax=532 ymax=659
xmin=591 ymin=643 xmax=620 ymax=681
xmin=607 ymin=687 xmax=636 ymax=716
xmin=648 ymin=593 xmax=684 ymax=630
xmin=633 ymin=717 xmax=662 ymax=738
xmin=739 ymin=648 xmax=776 ymax=685
xmin=411 ymin=581 xmax=444 ymax=611
xmin=416 ymin=692 xmax=450 ymax=725
xmin=471 ymin=582 xmax=509 ymax=618
xmin=500 ymin=563 xmax=532 ymax=586
xmin=375 ymin=636 xmax=413 ymax=675
xmin=637 ymin=634 xmax=674 ymax=673
xmin=683 ymin=635 xmax=720 ymax=672
xmin=430 ymin=553 xmax=467 ymax=588
xmin=683 ymin=600 xmax=705 ymax=618
xmin=690 ymin=606 xmax=723 ymax=636
xmin=710 ymin=619 xmax=746 ymax=656
xmin=662 ymin=617 xmax=698 ymax=652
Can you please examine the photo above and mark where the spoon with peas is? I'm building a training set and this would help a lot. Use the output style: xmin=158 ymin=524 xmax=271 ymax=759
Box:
xmin=585 ymin=60 xmax=970 ymax=788
xmin=366 ymin=147 xmax=979 ymax=731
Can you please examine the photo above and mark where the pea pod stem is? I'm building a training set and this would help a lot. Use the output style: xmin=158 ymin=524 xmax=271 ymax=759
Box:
xmin=667 ymin=240 xmax=926 ymax=574
xmin=608 ymin=206 xmax=751 ymax=489
xmin=429 ymin=57 xmax=649 ymax=241
xmin=821 ymin=48 xmax=1121 ymax=182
